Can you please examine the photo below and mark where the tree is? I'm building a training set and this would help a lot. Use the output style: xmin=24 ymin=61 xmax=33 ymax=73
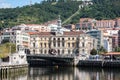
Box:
xmin=114 ymin=47 xmax=120 ymax=52
xmin=90 ymin=48 xmax=97 ymax=55
xmin=0 ymin=42 xmax=16 ymax=58
xmin=98 ymin=46 xmax=107 ymax=54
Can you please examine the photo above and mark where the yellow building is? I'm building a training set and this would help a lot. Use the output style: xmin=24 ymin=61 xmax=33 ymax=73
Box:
xmin=29 ymin=31 xmax=97 ymax=56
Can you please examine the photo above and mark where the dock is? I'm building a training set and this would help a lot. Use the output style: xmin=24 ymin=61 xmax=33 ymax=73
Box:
xmin=78 ymin=60 xmax=120 ymax=67
xmin=0 ymin=62 xmax=28 ymax=79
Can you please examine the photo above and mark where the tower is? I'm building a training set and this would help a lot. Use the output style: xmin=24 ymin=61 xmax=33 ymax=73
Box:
xmin=57 ymin=15 xmax=62 ymax=28
xmin=56 ymin=15 xmax=63 ymax=35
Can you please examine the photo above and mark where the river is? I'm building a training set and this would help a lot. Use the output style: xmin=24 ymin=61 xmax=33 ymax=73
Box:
xmin=1 ymin=67 xmax=120 ymax=80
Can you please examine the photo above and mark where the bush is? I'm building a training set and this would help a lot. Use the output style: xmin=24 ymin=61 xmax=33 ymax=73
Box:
xmin=90 ymin=48 xmax=97 ymax=55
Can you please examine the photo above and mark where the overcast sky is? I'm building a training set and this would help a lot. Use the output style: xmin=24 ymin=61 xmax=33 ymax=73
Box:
xmin=0 ymin=0 xmax=42 ymax=8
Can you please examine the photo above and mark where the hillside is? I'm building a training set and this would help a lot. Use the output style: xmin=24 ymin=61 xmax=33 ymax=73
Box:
xmin=0 ymin=1 xmax=82 ymax=29
xmin=0 ymin=0 xmax=120 ymax=29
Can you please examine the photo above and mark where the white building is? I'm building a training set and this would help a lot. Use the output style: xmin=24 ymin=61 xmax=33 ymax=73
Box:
xmin=103 ymin=37 xmax=112 ymax=52
xmin=87 ymin=29 xmax=104 ymax=50
xmin=9 ymin=46 xmax=27 ymax=64
xmin=48 ymin=24 xmax=70 ymax=32
xmin=0 ymin=30 xmax=30 ymax=51
xmin=12 ymin=24 xmax=50 ymax=32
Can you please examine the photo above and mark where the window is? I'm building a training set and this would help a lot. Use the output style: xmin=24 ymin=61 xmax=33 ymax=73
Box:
xmin=33 ymin=38 xmax=35 ymax=40
xmin=68 ymin=49 xmax=70 ymax=54
xmin=33 ymin=43 xmax=35 ymax=47
xmin=72 ymin=43 xmax=74 ymax=47
xmin=82 ymin=37 xmax=84 ymax=40
xmin=62 ymin=50 xmax=64 ymax=54
xmin=58 ymin=42 xmax=60 ymax=47
xmin=68 ymin=43 xmax=70 ymax=47
xmin=53 ymin=42 xmax=56 ymax=47
xmin=58 ymin=38 xmax=60 ymax=41
xmin=33 ymin=50 xmax=35 ymax=54
xmin=72 ymin=37 xmax=74 ymax=40
xmin=53 ymin=38 xmax=56 ymax=41
xmin=44 ymin=43 xmax=46 ymax=47
xmin=45 ymin=38 xmax=46 ymax=40
xmin=58 ymin=49 xmax=60 ymax=54
xmin=62 ymin=42 xmax=64 ymax=47
xmin=40 ymin=43 xmax=42 ymax=47
xmin=44 ymin=50 xmax=47 ymax=54
xmin=17 ymin=41 xmax=19 ymax=43
xmin=68 ymin=37 xmax=70 ymax=40
xmin=41 ymin=50 xmax=43 ymax=54
xmin=62 ymin=38 xmax=64 ymax=41
xmin=82 ymin=42 xmax=84 ymax=47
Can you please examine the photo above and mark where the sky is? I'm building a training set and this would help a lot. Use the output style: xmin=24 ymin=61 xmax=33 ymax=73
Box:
xmin=0 ymin=0 xmax=42 ymax=8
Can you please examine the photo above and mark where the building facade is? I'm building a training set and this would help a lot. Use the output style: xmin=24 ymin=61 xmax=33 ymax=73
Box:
xmin=87 ymin=29 xmax=103 ymax=50
xmin=12 ymin=24 xmax=50 ymax=32
xmin=115 ymin=18 xmax=120 ymax=27
xmin=96 ymin=20 xmax=115 ymax=28
xmin=0 ymin=30 xmax=30 ymax=51
xmin=76 ymin=18 xmax=96 ymax=31
xmin=29 ymin=31 xmax=97 ymax=56
xmin=103 ymin=36 xmax=112 ymax=52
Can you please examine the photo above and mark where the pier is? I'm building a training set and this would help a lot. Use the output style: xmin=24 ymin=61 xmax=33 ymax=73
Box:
xmin=77 ymin=60 xmax=120 ymax=68
xmin=0 ymin=62 xmax=28 ymax=79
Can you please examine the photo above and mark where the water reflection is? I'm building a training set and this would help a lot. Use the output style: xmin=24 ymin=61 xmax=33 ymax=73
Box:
xmin=0 ymin=71 xmax=27 ymax=80
xmin=28 ymin=67 xmax=120 ymax=80
xmin=1 ymin=67 xmax=120 ymax=80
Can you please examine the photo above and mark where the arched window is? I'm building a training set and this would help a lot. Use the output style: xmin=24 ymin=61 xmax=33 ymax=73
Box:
xmin=58 ymin=49 xmax=60 ymax=54
xmin=62 ymin=49 xmax=64 ymax=54
xmin=33 ymin=50 xmax=35 ymax=54
xmin=58 ymin=38 xmax=60 ymax=41
xmin=82 ymin=42 xmax=85 ymax=47
xmin=62 ymin=38 xmax=64 ymax=41
xmin=68 ymin=49 xmax=70 ymax=54
xmin=68 ymin=43 xmax=70 ymax=47
xmin=41 ymin=50 xmax=43 ymax=54
xmin=44 ymin=50 xmax=47 ymax=54
xmin=44 ymin=43 xmax=46 ymax=47
xmin=53 ymin=38 xmax=56 ymax=41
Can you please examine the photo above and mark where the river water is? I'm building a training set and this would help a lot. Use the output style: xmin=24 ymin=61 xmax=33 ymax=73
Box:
xmin=1 ymin=67 xmax=120 ymax=80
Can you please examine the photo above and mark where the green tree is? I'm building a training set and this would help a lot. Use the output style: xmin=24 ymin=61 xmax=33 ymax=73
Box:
xmin=90 ymin=48 xmax=97 ymax=55
xmin=98 ymin=46 xmax=107 ymax=54
xmin=0 ymin=42 xmax=16 ymax=58
xmin=114 ymin=47 xmax=120 ymax=52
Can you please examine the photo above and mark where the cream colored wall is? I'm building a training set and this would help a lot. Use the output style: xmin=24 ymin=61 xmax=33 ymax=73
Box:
xmin=30 ymin=34 xmax=97 ymax=56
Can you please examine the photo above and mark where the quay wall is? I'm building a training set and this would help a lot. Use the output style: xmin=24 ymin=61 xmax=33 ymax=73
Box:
xmin=0 ymin=63 xmax=28 ymax=79
xmin=77 ymin=60 xmax=120 ymax=68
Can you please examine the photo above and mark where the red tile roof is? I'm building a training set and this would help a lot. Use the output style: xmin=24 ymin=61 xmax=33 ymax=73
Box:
xmin=27 ymin=32 xmax=38 ymax=35
xmin=104 ymin=52 xmax=120 ymax=55
xmin=29 ymin=31 xmax=84 ymax=36
xmin=64 ymin=31 xmax=84 ymax=35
